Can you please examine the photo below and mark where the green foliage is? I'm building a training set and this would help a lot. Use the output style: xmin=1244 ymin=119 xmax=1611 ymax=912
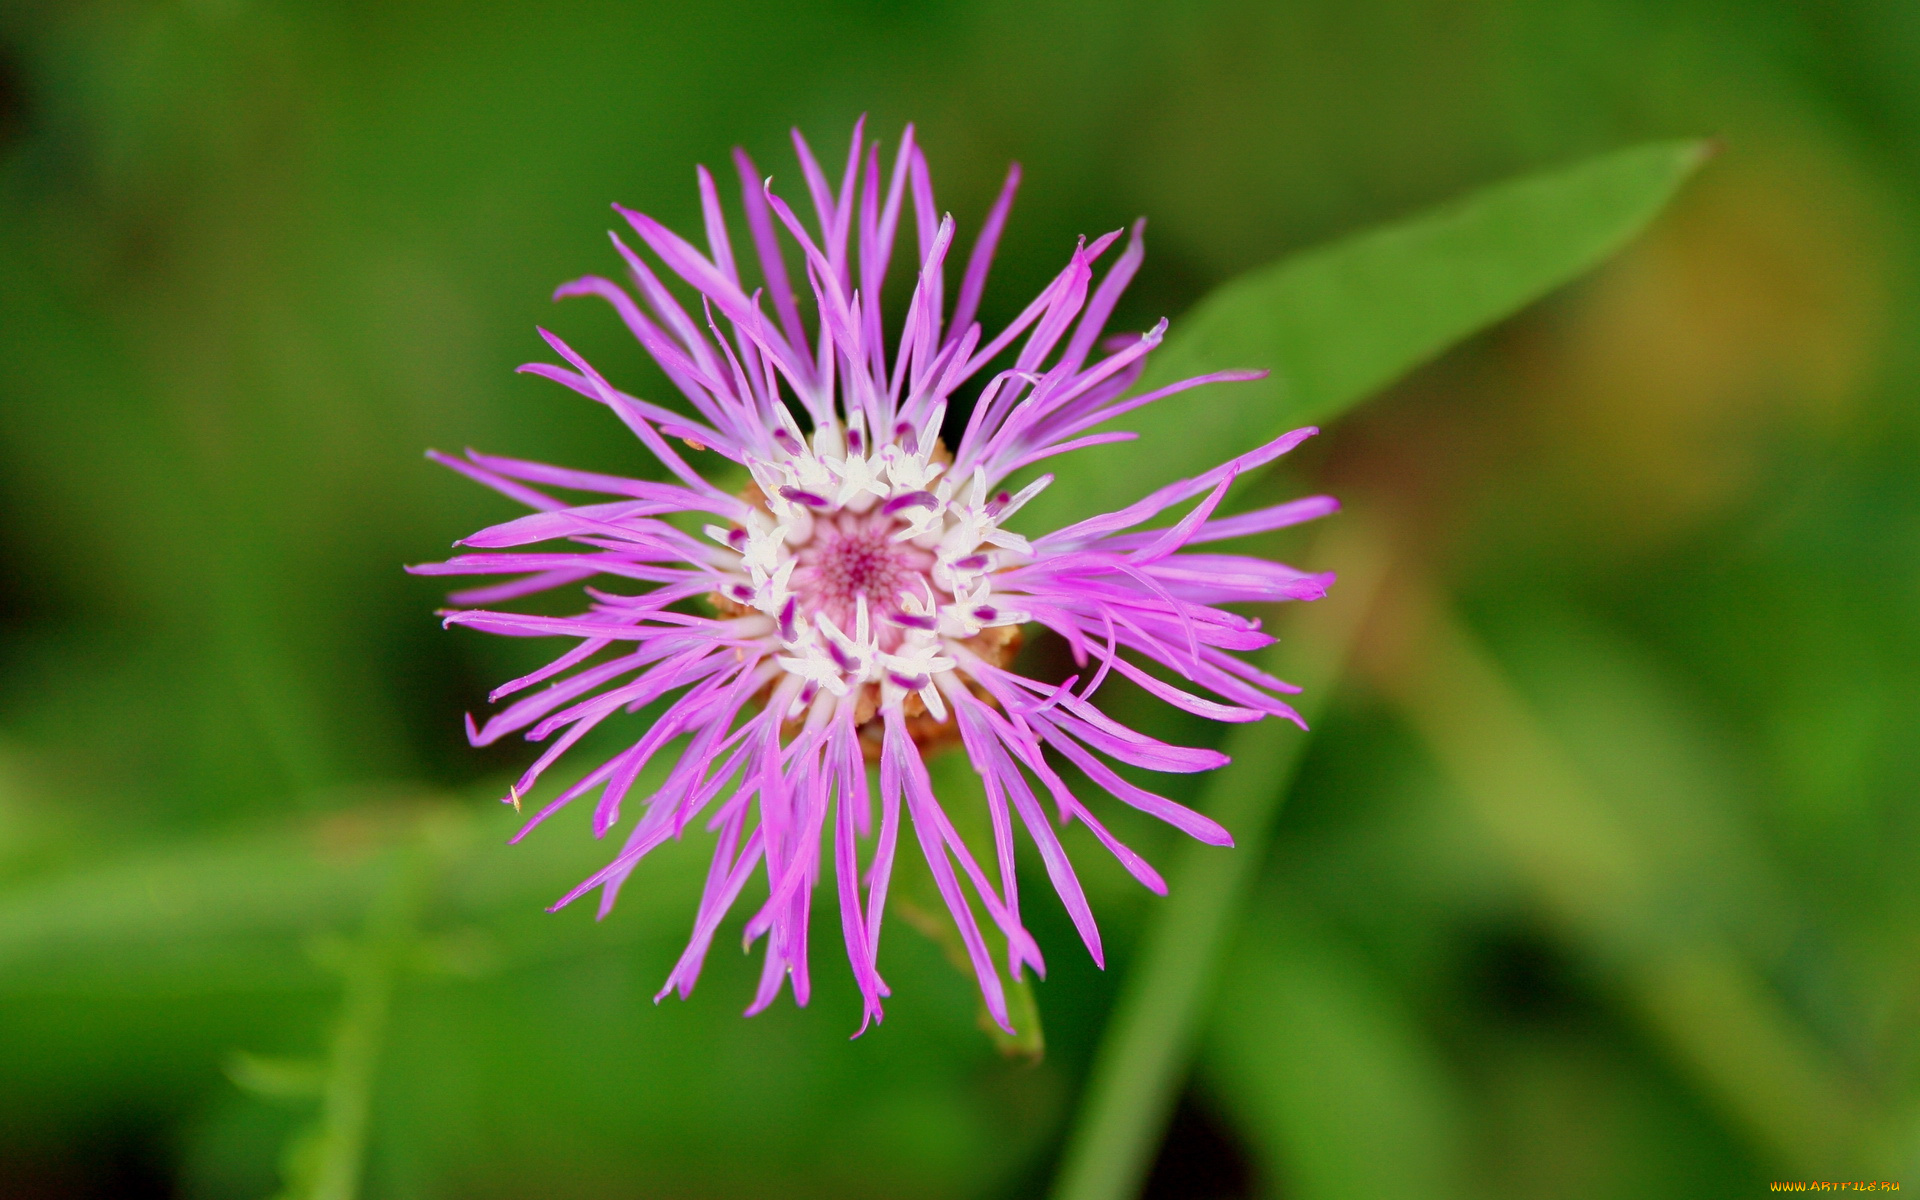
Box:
xmin=1027 ymin=141 xmax=1710 ymax=527
xmin=0 ymin=2 xmax=1916 ymax=1197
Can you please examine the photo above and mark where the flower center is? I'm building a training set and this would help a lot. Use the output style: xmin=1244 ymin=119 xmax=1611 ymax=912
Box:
xmin=790 ymin=511 xmax=939 ymax=654
xmin=707 ymin=421 xmax=1038 ymax=725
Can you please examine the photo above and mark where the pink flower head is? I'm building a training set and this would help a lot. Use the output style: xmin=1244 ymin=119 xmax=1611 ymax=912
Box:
xmin=413 ymin=121 xmax=1335 ymax=1033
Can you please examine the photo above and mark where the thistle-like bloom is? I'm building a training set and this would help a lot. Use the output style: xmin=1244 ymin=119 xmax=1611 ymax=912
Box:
xmin=413 ymin=121 xmax=1335 ymax=1032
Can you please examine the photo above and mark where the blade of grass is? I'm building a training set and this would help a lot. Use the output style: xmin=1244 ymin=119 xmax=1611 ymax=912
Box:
xmin=1048 ymin=520 xmax=1391 ymax=1200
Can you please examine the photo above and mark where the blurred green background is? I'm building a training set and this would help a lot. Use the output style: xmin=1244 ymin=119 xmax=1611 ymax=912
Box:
xmin=1 ymin=0 xmax=1916 ymax=1196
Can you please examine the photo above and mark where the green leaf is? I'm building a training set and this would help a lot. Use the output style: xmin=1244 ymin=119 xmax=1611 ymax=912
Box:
xmin=1027 ymin=140 xmax=1711 ymax=528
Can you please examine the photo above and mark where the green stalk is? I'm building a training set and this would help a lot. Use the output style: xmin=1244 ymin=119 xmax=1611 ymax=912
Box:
xmin=1049 ymin=524 xmax=1389 ymax=1200
xmin=278 ymin=830 xmax=431 ymax=1200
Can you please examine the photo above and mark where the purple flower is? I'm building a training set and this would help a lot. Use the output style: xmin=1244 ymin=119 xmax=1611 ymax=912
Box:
xmin=413 ymin=121 xmax=1335 ymax=1033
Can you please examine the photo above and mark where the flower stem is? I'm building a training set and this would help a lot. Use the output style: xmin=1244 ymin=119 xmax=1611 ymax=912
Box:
xmin=1048 ymin=521 xmax=1390 ymax=1200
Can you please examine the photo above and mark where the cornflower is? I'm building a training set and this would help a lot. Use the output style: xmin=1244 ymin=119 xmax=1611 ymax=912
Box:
xmin=413 ymin=120 xmax=1335 ymax=1032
